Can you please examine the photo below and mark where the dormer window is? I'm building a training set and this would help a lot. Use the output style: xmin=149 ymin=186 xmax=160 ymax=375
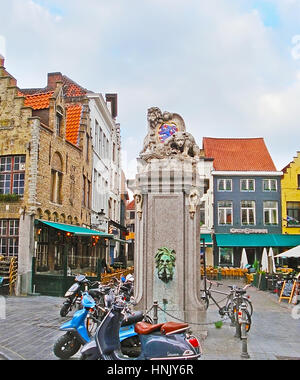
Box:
xmin=56 ymin=106 xmax=64 ymax=137
xmin=50 ymin=152 xmax=63 ymax=204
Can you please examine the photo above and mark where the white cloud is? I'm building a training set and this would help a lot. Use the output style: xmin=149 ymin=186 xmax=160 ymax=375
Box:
xmin=1 ymin=0 xmax=300 ymax=175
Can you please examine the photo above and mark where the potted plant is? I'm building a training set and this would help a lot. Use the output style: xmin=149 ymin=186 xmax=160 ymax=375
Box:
xmin=257 ymin=270 xmax=267 ymax=290
xmin=252 ymin=260 xmax=260 ymax=287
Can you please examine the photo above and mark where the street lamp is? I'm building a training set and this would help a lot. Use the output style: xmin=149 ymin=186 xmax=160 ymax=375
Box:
xmin=96 ymin=209 xmax=109 ymax=232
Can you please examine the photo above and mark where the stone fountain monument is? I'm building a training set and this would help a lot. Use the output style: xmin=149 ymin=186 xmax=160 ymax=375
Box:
xmin=129 ymin=107 xmax=206 ymax=324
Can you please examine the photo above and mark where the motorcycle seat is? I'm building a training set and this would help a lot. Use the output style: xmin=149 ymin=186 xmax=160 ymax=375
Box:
xmin=121 ymin=311 xmax=144 ymax=327
xmin=160 ymin=322 xmax=189 ymax=335
xmin=135 ymin=322 xmax=164 ymax=335
xmin=135 ymin=321 xmax=189 ymax=335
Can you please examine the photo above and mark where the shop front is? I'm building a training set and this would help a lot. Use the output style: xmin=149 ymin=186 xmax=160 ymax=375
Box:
xmin=32 ymin=220 xmax=113 ymax=296
xmin=200 ymin=233 xmax=213 ymax=266
xmin=214 ymin=232 xmax=300 ymax=270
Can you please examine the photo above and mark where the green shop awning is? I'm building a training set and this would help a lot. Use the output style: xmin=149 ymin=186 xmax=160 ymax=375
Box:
xmin=200 ymin=233 xmax=213 ymax=245
xmin=215 ymin=233 xmax=300 ymax=248
xmin=37 ymin=220 xmax=114 ymax=238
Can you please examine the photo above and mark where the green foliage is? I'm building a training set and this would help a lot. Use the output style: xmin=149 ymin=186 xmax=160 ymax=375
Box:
xmin=0 ymin=193 xmax=21 ymax=202
xmin=253 ymin=259 xmax=260 ymax=272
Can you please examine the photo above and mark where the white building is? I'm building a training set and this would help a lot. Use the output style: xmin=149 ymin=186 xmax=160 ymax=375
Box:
xmin=199 ymin=157 xmax=215 ymax=266
xmin=87 ymin=92 xmax=122 ymax=264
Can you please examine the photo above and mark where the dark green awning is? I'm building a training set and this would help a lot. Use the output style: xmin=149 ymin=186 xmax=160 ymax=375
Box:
xmin=37 ymin=220 xmax=113 ymax=238
xmin=215 ymin=233 xmax=300 ymax=248
xmin=200 ymin=233 xmax=213 ymax=245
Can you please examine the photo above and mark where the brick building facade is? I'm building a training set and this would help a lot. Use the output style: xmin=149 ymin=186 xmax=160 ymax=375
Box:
xmin=0 ymin=58 xmax=94 ymax=294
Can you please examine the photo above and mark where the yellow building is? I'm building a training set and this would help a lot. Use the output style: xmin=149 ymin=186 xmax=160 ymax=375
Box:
xmin=281 ymin=152 xmax=300 ymax=234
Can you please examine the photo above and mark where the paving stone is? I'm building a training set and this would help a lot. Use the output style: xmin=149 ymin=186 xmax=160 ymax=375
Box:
xmin=0 ymin=280 xmax=300 ymax=360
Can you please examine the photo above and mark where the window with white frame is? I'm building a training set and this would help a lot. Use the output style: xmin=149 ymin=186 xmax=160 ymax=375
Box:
xmin=263 ymin=201 xmax=278 ymax=225
xmin=0 ymin=155 xmax=26 ymax=195
xmin=217 ymin=179 xmax=232 ymax=192
xmin=55 ymin=106 xmax=64 ymax=137
xmin=240 ymin=179 xmax=255 ymax=192
xmin=200 ymin=201 xmax=205 ymax=225
xmin=241 ymin=201 xmax=256 ymax=225
xmin=94 ymin=120 xmax=99 ymax=153
xmin=0 ymin=219 xmax=19 ymax=256
xmin=263 ymin=179 xmax=277 ymax=192
xmin=218 ymin=201 xmax=233 ymax=225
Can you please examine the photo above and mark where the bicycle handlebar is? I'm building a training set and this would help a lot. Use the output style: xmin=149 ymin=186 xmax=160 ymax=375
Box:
xmin=206 ymin=279 xmax=223 ymax=288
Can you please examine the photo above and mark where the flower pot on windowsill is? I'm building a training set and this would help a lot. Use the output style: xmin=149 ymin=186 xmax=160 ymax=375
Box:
xmin=0 ymin=194 xmax=22 ymax=203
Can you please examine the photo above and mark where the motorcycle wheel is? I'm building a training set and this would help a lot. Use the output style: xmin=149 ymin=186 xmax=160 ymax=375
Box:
xmin=60 ymin=303 xmax=72 ymax=317
xmin=121 ymin=336 xmax=141 ymax=358
xmin=53 ymin=333 xmax=81 ymax=360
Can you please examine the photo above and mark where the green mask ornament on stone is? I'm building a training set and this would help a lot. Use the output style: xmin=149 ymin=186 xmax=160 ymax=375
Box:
xmin=155 ymin=247 xmax=176 ymax=283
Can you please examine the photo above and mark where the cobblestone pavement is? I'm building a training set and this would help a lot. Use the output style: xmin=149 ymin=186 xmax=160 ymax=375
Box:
xmin=199 ymin=279 xmax=300 ymax=360
xmin=0 ymin=280 xmax=300 ymax=360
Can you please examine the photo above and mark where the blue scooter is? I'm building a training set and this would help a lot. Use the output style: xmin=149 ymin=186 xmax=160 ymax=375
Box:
xmin=80 ymin=299 xmax=202 ymax=360
xmin=53 ymin=292 xmax=146 ymax=360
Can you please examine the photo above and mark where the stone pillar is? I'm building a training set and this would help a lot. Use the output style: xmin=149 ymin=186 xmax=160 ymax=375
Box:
xmin=133 ymin=159 xmax=205 ymax=323
xmin=131 ymin=105 xmax=208 ymax=333
xmin=17 ymin=214 xmax=35 ymax=295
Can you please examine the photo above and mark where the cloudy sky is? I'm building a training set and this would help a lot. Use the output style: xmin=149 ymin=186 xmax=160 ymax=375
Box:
xmin=1 ymin=0 xmax=300 ymax=178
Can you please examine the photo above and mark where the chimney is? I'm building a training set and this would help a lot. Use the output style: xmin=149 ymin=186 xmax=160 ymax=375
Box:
xmin=105 ymin=93 xmax=118 ymax=119
xmin=0 ymin=54 xmax=5 ymax=67
xmin=47 ymin=72 xmax=63 ymax=89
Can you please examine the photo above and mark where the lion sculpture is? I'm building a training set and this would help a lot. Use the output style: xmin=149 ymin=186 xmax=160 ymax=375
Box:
xmin=164 ymin=131 xmax=200 ymax=158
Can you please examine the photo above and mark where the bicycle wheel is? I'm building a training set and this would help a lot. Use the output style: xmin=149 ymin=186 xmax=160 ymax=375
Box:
xmin=227 ymin=298 xmax=253 ymax=319
xmin=236 ymin=308 xmax=251 ymax=334
xmin=201 ymin=294 xmax=209 ymax=310
xmin=242 ymin=297 xmax=253 ymax=316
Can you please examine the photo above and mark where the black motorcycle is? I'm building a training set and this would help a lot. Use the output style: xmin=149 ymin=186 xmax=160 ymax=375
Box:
xmin=60 ymin=275 xmax=90 ymax=317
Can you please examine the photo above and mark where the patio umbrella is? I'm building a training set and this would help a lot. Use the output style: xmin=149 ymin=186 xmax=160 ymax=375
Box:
xmin=261 ymin=247 xmax=269 ymax=272
xmin=240 ymin=248 xmax=248 ymax=269
xmin=275 ymin=245 xmax=300 ymax=258
xmin=268 ymin=247 xmax=276 ymax=273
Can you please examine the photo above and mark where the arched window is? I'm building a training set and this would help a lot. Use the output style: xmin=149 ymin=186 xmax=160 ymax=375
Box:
xmin=36 ymin=208 xmax=43 ymax=220
xmin=50 ymin=152 xmax=63 ymax=204
xmin=44 ymin=210 xmax=51 ymax=221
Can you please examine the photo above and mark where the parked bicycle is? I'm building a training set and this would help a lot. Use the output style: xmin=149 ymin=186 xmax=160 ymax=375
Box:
xmin=231 ymin=286 xmax=252 ymax=335
xmin=200 ymin=280 xmax=253 ymax=328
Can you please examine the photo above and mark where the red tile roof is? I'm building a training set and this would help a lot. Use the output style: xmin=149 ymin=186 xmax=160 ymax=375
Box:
xmin=62 ymin=77 xmax=88 ymax=97
xmin=203 ymin=137 xmax=277 ymax=171
xmin=20 ymin=73 xmax=91 ymax=98
xmin=23 ymin=91 xmax=54 ymax=110
xmin=126 ymin=200 xmax=135 ymax=210
xmin=21 ymin=90 xmax=82 ymax=147
xmin=65 ymin=104 xmax=82 ymax=146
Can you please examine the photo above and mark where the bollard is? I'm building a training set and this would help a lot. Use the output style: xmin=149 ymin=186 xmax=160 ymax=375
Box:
xmin=234 ymin=297 xmax=241 ymax=339
xmin=240 ymin=302 xmax=250 ymax=359
xmin=153 ymin=300 xmax=158 ymax=324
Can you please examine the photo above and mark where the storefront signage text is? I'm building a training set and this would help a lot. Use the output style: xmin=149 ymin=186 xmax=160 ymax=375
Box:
xmin=230 ymin=228 xmax=268 ymax=234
